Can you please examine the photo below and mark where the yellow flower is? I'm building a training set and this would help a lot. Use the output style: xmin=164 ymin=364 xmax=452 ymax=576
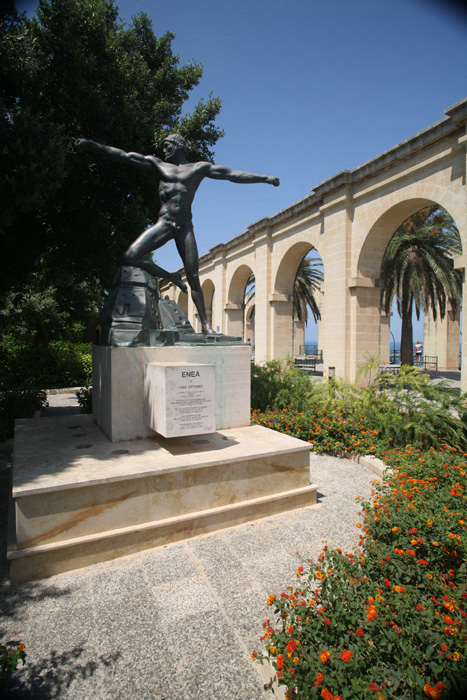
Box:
xmin=453 ymin=651 xmax=460 ymax=661
xmin=293 ymin=656 xmax=299 ymax=664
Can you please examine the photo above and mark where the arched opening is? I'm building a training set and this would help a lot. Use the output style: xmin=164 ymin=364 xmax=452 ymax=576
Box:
xmin=274 ymin=242 xmax=324 ymax=362
xmin=226 ymin=264 xmax=254 ymax=340
xmin=175 ymin=290 xmax=188 ymax=317
xmin=244 ymin=272 xmax=255 ymax=346
xmin=201 ymin=279 xmax=215 ymax=333
xmin=357 ymin=199 xmax=463 ymax=374
xmin=381 ymin=205 xmax=462 ymax=370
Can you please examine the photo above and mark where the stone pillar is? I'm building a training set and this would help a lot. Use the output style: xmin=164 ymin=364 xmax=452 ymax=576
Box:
xmin=380 ymin=312 xmax=391 ymax=364
xmin=347 ymin=279 xmax=382 ymax=383
xmin=269 ymin=295 xmax=294 ymax=360
xmin=424 ymin=309 xmax=460 ymax=371
xmin=251 ymin=235 xmax=271 ymax=365
xmin=224 ymin=303 xmax=244 ymax=338
xmin=294 ymin=320 xmax=305 ymax=356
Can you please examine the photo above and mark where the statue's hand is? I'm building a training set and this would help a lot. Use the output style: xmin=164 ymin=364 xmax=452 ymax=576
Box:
xmin=267 ymin=176 xmax=280 ymax=187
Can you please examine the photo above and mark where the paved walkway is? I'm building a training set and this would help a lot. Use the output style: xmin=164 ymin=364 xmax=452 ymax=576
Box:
xmin=0 ymin=394 xmax=377 ymax=699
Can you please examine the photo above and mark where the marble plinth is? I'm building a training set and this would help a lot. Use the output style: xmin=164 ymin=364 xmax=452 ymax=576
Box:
xmin=8 ymin=415 xmax=316 ymax=584
xmin=144 ymin=362 xmax=216 ymax=437
xmin=93 ymin=344 xmax=251 ymax=442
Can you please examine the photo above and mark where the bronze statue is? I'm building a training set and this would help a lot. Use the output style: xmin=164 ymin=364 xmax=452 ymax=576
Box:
xmin=75 ymin=134 xmax=279 ymax=335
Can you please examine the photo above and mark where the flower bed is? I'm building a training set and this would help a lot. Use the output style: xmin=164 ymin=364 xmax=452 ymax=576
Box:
xmin=251 ymin=407 xmax=381 ymax=456
xmin=252 ymin=418 xmax=467 ymax=699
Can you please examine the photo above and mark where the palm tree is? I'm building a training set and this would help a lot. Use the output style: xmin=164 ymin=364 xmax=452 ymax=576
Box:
xmin=380 ymin=205 xmax=462 ymax=366
xmin=293 ymin=257 xmax=324 ymax=323
xmin=243 ymin=256 xmax=324 ymax=329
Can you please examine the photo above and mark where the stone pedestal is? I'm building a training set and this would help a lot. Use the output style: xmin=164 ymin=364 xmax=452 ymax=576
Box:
xmin=8 ymin=416 xmax=316 ymax=584
xmin=93 ymin=345 xmax=251 ymax=442
xmin=144 ymin=362 xmax=216 ymax=437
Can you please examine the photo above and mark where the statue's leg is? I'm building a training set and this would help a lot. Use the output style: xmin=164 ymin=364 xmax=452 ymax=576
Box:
xmin=176 ymin=229 xmax=215 ymax=335
xmin=123 ymin=222 xmax=187 ymax=293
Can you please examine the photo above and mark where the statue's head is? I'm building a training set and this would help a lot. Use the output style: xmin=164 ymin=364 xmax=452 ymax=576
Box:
xmin=163 ymin=133 xmax=188 ymax=161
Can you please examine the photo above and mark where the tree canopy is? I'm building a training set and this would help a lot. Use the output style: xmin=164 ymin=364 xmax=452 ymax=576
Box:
xmin=380 ymin=205 xmax=462 ymax=366
xmin=0 ymin=0 xmax=223 ymax=343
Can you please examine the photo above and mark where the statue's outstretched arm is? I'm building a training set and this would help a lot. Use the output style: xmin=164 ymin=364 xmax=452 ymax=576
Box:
xmin=207 ymin=163 xmax=279 ymax=186
xmin=74 ymin=138 xmax=159 ymax=172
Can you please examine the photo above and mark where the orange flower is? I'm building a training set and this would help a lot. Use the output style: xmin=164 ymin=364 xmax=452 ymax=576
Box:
xmin=319 ymin=650 xmax=331 ymax=664
xmin=423 ymin=684 xmax=440 ymax=699
xmin=367 ymin=605 xmax=377 ymax=621
xmin=251 ymin=650 xmax=258 ymax=661
xmin=321 ymin=689 xmax=334 ymax=700
xmin=316 ymin=672 xmax=324 ymax=683
xmin=340 ymin=649 xmax=353 ymax=663
xmin=267 ymin=594 xmax=276 ymax=606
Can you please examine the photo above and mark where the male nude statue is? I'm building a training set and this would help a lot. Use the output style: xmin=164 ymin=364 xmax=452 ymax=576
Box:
xmin=75 ymin=134 xmax=279 ymax=335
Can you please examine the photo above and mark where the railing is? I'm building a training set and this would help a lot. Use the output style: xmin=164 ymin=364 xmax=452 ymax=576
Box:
xmin=295 ymin=357 xmax=318 ymax=374
xmin=380 ymin=355 xmax=438 ymax=374
xmin=422 ymin=355 xmax=438 ymax=371
xmin=298 ymin=345 xmax=322 ymax=359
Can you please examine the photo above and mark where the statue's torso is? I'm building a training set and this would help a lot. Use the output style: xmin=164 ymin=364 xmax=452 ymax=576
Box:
xmin=155 ymin=160 xmax=208 ymax=225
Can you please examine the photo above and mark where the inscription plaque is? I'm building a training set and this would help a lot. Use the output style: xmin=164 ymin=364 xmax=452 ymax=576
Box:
xmin=144 ymin=362 xmax=216 ymax=438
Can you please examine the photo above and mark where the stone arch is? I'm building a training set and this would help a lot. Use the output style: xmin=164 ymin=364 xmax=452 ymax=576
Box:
xmin=176 ymin=290 xmax=188 ymax=316
xmin=356 ymin=188 xmax=465 ymax=280
xmin=354 ymin=192 xmax=464 ymax=373
xmin=274 ymin=241 xmax=316 ymax=296
xmin=272 ymin=241 xmax=324 ymax=360
xmin=226 ymin=264 xmax=254 ymax=340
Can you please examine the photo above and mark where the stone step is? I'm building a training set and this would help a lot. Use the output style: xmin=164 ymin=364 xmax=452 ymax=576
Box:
xmin=8 ymin=484 xmax=317 ymax=584
xmin=9 ymin=417 xmax=316 ymax=583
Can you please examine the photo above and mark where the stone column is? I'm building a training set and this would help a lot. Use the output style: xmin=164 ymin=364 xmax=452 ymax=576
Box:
xmin=224 ymin=303 xmax=244 ymax=338
xmin=424 ymin=309 xmax=460 ymax=371
xmin=294 ymin=320 xmax=305 ymax=356
xmin=347 ymin=279 xmax=383 ymax=383
xmin=380 ymin=312 xmax=391 ymax=364
xmin=269 ymin=295 xmax=294 ymax=360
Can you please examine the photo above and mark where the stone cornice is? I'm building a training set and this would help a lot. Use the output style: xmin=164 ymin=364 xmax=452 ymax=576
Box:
xmin=196 ymin=98 xmax=467 ymax=268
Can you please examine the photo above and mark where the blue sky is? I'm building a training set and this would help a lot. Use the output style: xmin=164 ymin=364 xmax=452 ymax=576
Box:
xmin=17 ymin=0 xmax=467 ymax=343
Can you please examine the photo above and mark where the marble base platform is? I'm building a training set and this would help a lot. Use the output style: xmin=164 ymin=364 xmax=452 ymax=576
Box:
xmin=8 ymin=415 xmax=316 ymax=584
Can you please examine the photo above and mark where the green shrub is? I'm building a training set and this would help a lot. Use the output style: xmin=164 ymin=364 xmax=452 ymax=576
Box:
xmin=0 ymin=340 xmax=92 ymax=391
xmin=251 ymin=358 xmax=314 ymax=412
xmin=76 ymin=386 xmax=92 ymax=414
xmin=251 ymin=365 xmax=467 ymax=452
xmin=0 ymin=388 xmax=48 ymax=441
